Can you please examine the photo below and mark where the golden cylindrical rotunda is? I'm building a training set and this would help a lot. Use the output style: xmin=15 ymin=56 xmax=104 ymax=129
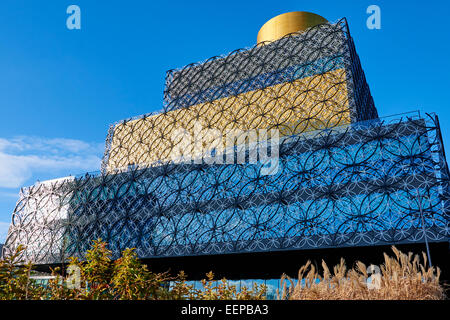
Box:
xmin=257 ymin=11 xmax=328 ymax=45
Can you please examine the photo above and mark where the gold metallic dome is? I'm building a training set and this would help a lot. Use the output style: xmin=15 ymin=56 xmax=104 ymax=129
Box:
xmin=257 ymin=11 xmax=328 ymax=45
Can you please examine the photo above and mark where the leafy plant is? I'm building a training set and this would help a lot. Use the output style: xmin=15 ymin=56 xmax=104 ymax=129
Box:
xmin=0 ymin=242 xmax=445 ymax=300
xmin=111 ymin=247 xmax=171 ymax=300
xmin=0 ymin=245 xmax=44 ymax=300
xmin=194 ymin=271 xmax=266 ymax=300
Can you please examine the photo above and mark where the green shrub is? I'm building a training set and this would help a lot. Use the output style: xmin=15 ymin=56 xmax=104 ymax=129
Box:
xmin=0 ymin=245 xmax=45 ymax=300
xmin=0 ymin=239 xmax=267 ymax=300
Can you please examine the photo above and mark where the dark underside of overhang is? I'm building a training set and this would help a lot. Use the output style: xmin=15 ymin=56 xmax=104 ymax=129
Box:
xmin=34 ymin=242 xmax=450 ymax=282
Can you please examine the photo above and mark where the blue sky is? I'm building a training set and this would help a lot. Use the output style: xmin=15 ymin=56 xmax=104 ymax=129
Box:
xmin=0 ymin=0 xmax=449 ymax=242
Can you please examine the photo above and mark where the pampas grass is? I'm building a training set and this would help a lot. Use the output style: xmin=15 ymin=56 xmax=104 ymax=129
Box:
xmin=277 ymin=246 xmax=446 ymax=300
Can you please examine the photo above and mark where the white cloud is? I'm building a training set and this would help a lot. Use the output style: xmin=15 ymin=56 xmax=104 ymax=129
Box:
xmin=0 ymin=136 xmax=103 ymax=155
xmin=0 ymin=136 xmax=103 ymax=188
xmin=0 ymin=221 xmax=10 ymax=244
xmin=0 ymin=191 xmax=20 ymax=199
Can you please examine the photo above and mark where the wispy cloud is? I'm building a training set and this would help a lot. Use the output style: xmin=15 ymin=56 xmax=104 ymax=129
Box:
xmin=0 ymin=221 xmax=10 ymax=244
xmin=0 ymin=136 xmax=103 ymax=188
xmin=0 ymin=136 xmax=103 ymax=155
xmin=0 ymin=191 xmax=21 ymax=199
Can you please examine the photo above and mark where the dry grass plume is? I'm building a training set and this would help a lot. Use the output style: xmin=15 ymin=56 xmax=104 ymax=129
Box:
xmin=277 ymin=246 xmax=446 ymax=300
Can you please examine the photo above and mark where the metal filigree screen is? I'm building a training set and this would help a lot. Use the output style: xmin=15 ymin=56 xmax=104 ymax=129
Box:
xmin=102 ymin=19 xmax=377 ymax=173
xmin=2 ymin=19 xmax=449 ymax=265
xmin=3 ymin=114 xmax=449 ymax=264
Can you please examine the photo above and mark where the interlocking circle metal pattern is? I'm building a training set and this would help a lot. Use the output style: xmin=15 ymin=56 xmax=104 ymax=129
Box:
xmin=2 ymin=19 xmax=448 ymax=265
